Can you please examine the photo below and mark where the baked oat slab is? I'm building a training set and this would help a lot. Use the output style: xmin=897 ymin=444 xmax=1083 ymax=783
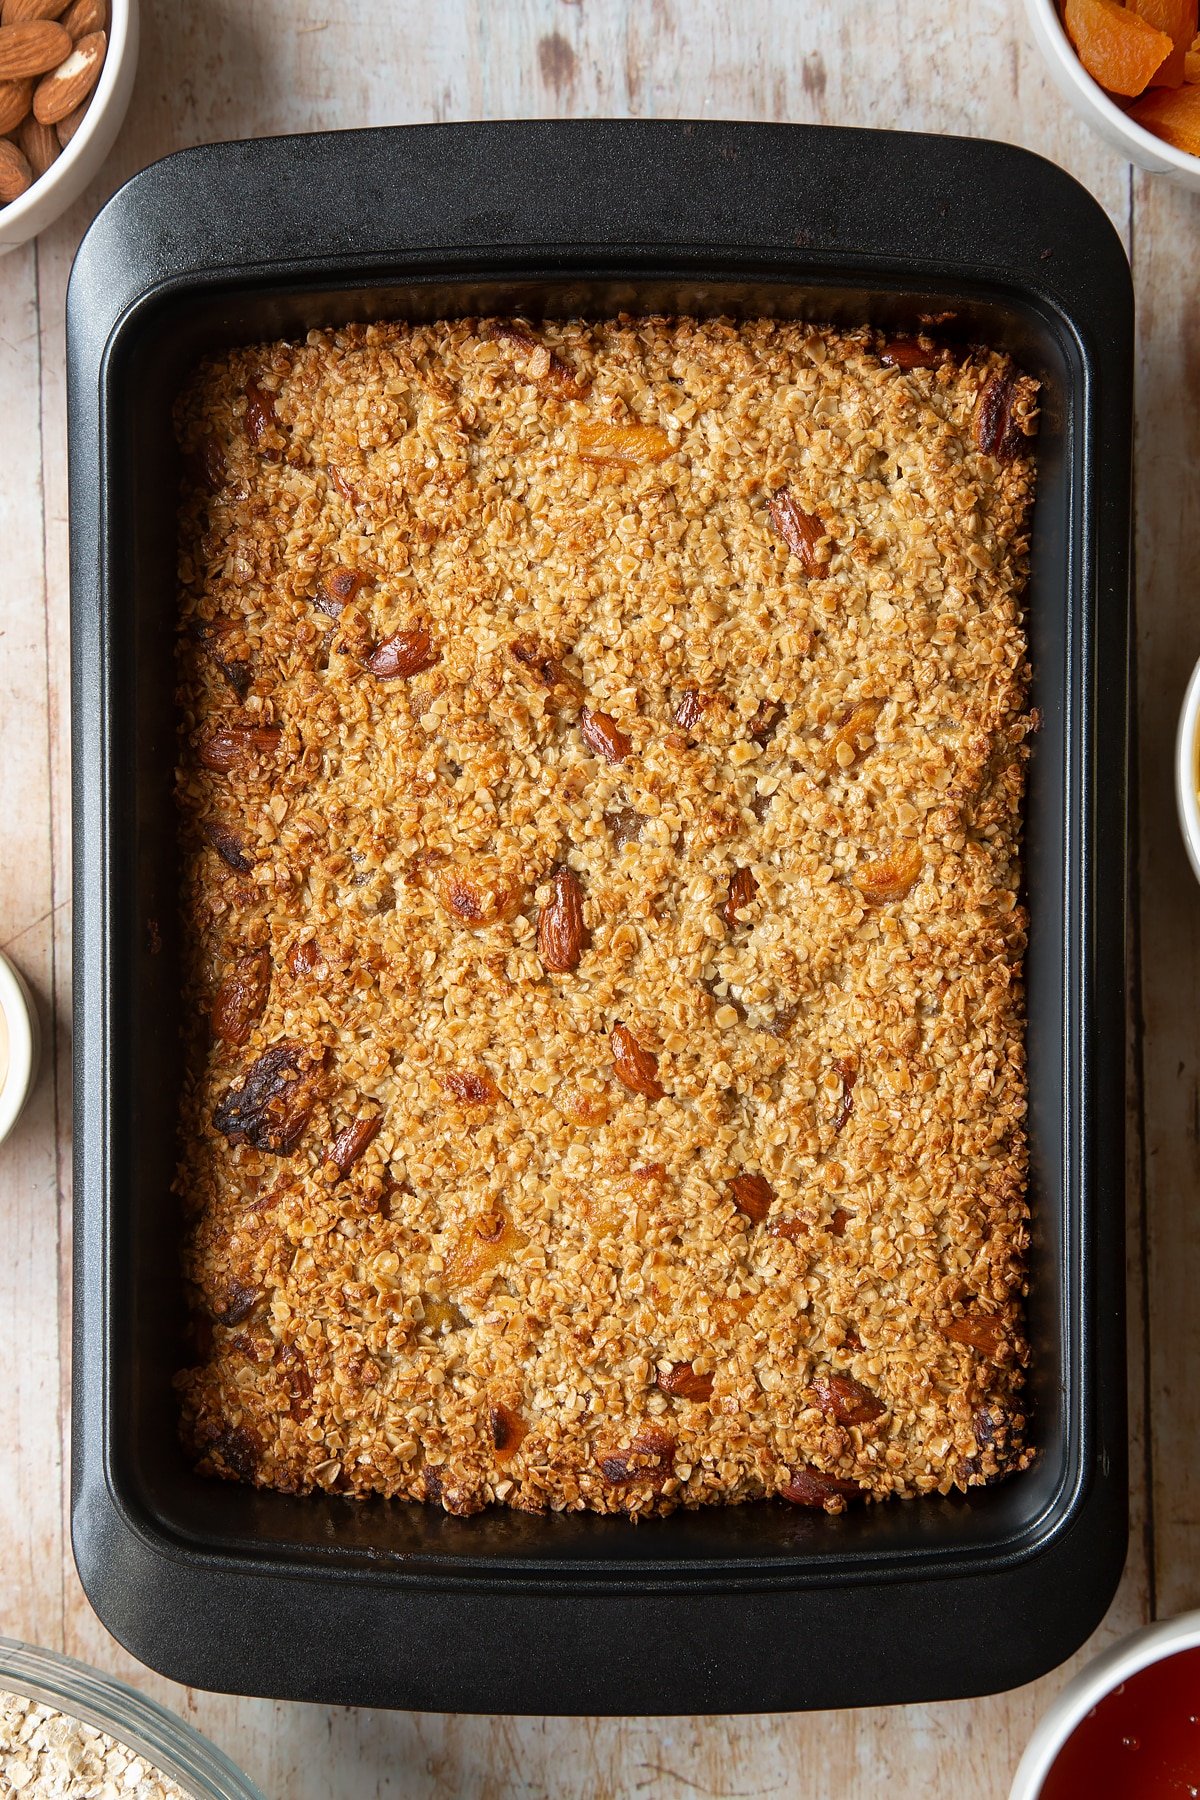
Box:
xmin=173 ymin=315 xmax=1037 ymax=1518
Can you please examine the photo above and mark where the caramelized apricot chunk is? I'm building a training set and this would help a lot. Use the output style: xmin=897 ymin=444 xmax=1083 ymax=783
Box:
xmin=489 ymin=1401 xmax=530 ymax=1462
xmin=445 ymin=1204 xmax=526 ymax=1289
xmin=213 ymin=1041 xmax=326 ymax=1155
xmin=577 ymin=421 xmax=670 ymax=467
xmin=440 ymin=1069 xmax=504 ymax=1107
xmin=854 ymin=840 xmax=922 ymax=904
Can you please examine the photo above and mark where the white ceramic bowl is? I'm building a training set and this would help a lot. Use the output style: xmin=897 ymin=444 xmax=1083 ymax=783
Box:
xmin=0 ymin=949 xmax=38 ymax=1146
xmin=1010 ymin=1611 xmax=1200 ymax=1798
xmin=1177 ymin=655 xmax=1200 ymax=886
xmin=1025 ymin=0 xmax=1200 ymax=190
xmin=0 ymin=0 xmax=139 ymax=258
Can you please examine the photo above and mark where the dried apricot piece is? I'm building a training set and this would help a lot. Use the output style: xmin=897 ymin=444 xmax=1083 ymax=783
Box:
xmin=1063 ymin=0 xmax=1173 ymax=95
xmin=445 ymin=1203 xmax=526 ymax=1289
xmin=1129 ymin=0 xmax=1197 ymax=83
xmin=1130 ymin=78 xmax=1200 ymax=147
xmin=853 ymin=840 xmax=923 ymax=905
xmin=488 ymin=1401 xmax=530 ymax=1462
xmin=577 ymin=421 xmax=671 ymax=467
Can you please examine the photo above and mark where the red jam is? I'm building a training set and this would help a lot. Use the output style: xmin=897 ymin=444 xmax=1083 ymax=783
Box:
xmin=1041 ymin=1648 xmax=1200 ymax=1798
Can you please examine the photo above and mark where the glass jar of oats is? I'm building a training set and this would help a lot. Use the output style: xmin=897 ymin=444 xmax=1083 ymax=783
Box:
xmin=0 ymin=1639 xmax=263 ymax=1800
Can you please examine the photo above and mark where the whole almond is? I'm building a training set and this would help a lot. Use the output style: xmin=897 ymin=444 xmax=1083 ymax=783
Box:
xmin=53 ymin=90 xmax=86 ymax=141
xmin=0 ymin=74 xmax=30 ymax=131
xmin=0 ymin=18 xmax=70 ymax=77
xmin=610 ymin=1021 xmax=665 ymax=1100
xmin=17 ymin=107 xmax=57 ymax=175
xmin=32 ymin=24 xmax=101 ymax=121
xmin=59 ymin=0 xmax=102 ymax=34
xmin=363 ymin=623 xmax=439 ymax=680
xmin=536 ymin=865 xmax=586 ymax=973
xmin=0 ymin=135 xmax=32 ymax=200
xmin=1 ymin=0 xmax=70 ymax=23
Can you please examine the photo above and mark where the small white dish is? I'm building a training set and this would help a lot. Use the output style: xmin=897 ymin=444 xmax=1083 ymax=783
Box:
xmin=0 ymin=949 xmax=39 ymax=1146
xmin=1177 ymin=656 xmax=1200 ymax=886
xmin=0 ymin=0 xmax=139 ymax=258
xmin=1024 ymin=0 xmax=1200 ymax=190
xmin=1009 ymin=1611 xmax=1200 ymax=1798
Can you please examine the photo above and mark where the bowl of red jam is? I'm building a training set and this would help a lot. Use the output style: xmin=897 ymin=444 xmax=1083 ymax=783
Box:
xmin=1011 ymin=1617 xmax=1200 ymax=1799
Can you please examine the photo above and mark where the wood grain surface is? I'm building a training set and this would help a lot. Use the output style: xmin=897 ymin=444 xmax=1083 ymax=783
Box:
xmin=0 ymin=0 xmax=1186 ymax=1794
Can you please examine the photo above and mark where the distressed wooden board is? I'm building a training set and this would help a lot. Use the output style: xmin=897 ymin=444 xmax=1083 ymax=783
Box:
xmin=0 ymin=236 xmax=66 ymax=1659
xmin=0 ymin=0 xmax=1167 ymax=1795
xmin=1129 ymin=165 xmax=1200 ymax=1622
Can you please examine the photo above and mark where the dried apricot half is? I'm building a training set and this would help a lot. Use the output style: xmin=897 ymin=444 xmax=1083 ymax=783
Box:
xmin=1130 ymin=78 xmax=1200 ymax=146
xmin=1129 ymin=0 xmax=1197 ymax=83
xmin=1063 ymin=0 xmax=1174 ymax=95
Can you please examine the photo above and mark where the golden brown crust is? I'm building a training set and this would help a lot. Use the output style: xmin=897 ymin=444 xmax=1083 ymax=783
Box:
xmin=172 ymin=314 xmax=1037 ymax=1518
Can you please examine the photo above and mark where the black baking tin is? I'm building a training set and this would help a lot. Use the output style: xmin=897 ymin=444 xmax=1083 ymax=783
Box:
xmin=69 ymin=120 xmax=1132 ymax=1714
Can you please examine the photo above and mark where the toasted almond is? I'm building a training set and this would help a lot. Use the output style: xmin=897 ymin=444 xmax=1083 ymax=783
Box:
xmin=768 ymin=486 xmax=828 ymax=574
xmin=0 ymin=134 xmax=31 ymax=200
xmin=196 ymin=723 xmax=282 ymax=773
xmin=610 ymin=1021 xmax=665 ymax=1100
xmin=729 ymin=1170 xmax=774 ymax=1223
xmin=211 ymin=948 xmax=272 ymax=1050
xmin=579 ymin=704 xmax=632 ymax=764
xmin=440 ymin=1068 xmax=503 ymax=1108
xmin=59 ymin=0 xmax=102 ymax=34
xmin=0 ymin=73 xmax=30 ymax=131
xmin=811 ymin=1371 xmax=886 ymax=1426
xmin=656 ymin=1362 xmax=714 ymax=1403
xmin=536 ymin=865 xmax=586 ymax=973
xmin=1 ymin=0 xmax=69 ymax=24
xmin=53 ymin=91 xmax=86 ymax=141
xmin=0 ymin=17 xmax=69 ymax=77
xmin=780 ymin=1465 xmax=862 ymax=1512
xmin=723 ymin=865 xmax=758 ymax=929
xmin=364 ymin=624 xmax=439 ymax=680
xmin=17 ymin=107 xmax=57 ymax=175
xmin=32 ymin=24 xmax=101 ymax=123
xmin=326 ymin=1111 xmax=382 ymax=1178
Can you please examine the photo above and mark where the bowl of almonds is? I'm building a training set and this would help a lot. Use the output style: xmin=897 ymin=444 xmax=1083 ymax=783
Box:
xmin=0 ymin=0 xmax=137 ymax=255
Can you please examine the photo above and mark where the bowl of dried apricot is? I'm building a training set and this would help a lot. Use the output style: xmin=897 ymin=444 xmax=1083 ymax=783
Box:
xmin=1027 ymin=0 xmax=1200 ymax=183
xmin=0 ymin=0 xmax=138 ymax=256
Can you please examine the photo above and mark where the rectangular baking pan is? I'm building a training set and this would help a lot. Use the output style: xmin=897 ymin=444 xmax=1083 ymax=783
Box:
xmin=68 ymin=119 xmax=1132 ymax=1714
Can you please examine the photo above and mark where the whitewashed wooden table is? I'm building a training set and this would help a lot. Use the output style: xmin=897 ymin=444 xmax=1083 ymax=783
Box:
xmin=1 ymin=1 xmax=1193 ymax=1794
